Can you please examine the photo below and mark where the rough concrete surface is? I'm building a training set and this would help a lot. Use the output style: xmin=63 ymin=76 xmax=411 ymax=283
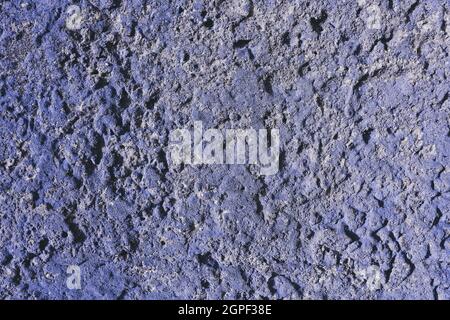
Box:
xmin=0 ymin=0 xmax=449 ymax=299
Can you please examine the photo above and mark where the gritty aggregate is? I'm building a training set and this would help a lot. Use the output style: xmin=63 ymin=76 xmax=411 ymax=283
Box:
xmin=0 ymin=0 xmax=449 ymax=299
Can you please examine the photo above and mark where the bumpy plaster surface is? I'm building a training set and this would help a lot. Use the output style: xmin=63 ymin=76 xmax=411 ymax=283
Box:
xmin=0 ymin=0 xmax=449 ymax=299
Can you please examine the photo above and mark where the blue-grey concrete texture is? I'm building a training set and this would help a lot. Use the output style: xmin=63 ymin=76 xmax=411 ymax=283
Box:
xmin=0 ymin=0 xmax=449 ymax=300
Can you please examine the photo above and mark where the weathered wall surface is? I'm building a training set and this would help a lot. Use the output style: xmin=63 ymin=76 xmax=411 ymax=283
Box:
xmin=0 ymin=0 xmax=448 ymax=299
